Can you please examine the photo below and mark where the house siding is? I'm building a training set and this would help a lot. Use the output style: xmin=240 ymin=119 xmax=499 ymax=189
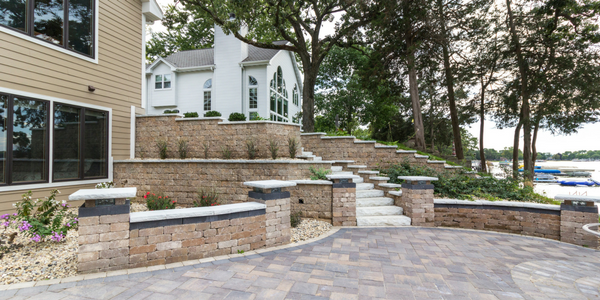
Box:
xmin=266 ymin=51 xmax=302 ymax=122
xmin=0 ymin=0 xmax=144 ymax=213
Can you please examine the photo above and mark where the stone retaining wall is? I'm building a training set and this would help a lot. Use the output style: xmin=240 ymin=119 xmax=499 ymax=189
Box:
xmin=135 ymin=115 xmax=302 ymax=159
xmin=288 ymin=181 xmax=333 ymax=221
xmin=113 ymin=160 xmax=332 ymax=205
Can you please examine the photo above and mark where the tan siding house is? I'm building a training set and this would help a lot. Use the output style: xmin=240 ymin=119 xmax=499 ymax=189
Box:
xmin=0 ymin=0 xmax=162 ymax=213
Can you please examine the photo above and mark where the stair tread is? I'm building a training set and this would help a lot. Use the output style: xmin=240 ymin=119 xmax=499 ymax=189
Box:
xmin=356 ymin=190 xmax=385 ymax=198
xmin=356 ymin=197 xmax=394 ymax=207
xmin=369 ymin=176 xmax=391 ymax=181
xmin=358 ymin=170 xmax=379 ymax=174
xmin=357 ymin=206 xmax=403 ymax=217
xmin=347 ymin=165 xmax=367 ymax=168
xmin=356 ymin=183 xmax=375 ymax=190
xmin=357 ymin=215 xmax=411 ymax=226
xmin=379 ymin=183 xmax=402 ymax=188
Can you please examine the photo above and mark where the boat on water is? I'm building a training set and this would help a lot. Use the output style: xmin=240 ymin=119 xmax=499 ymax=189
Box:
xmin=534 ymin=174 xmax=557 ymax=183
xmin=561 ymin=171 xmax=592 ymax=177
xmin=519 ymin=169 xmax=561 ymax=174
xmin=558 ymin=179 xmax=600 ymax=187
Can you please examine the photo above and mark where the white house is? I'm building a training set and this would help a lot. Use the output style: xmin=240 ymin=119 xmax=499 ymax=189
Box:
xmin=144 ymin=26 xmax=303 ymax=122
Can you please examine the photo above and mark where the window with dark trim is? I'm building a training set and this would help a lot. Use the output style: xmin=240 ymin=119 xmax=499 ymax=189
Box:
xmin=0 ymin=0 xmax=95 ymax=58
xmin=0 ymin=93 xmax=108 ymax=186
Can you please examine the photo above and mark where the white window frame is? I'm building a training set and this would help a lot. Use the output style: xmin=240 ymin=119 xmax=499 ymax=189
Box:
xmin=0 ymin=87 xmax=113 ymax=192
xmin=203 ymin=79 xmax=212 ymax=112
xmin=248 ymin=76 xmax=258 ymax=119
xmin=154 ymin=74 xmax=172 ymax=90
xmin=0 ymin=0 xmax=100 ymax=64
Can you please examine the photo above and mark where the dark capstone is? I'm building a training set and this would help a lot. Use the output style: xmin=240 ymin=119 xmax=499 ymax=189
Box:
xmin=248 ymin=191 xmax=290 ymax=200
xmin=333 ymin=183 xmax=356 ymax=189
xmin=561 ymin=204 xmax=598 ymax=214
xmin=78 ymin=200 xmax=130 ymax=217
xmin=130 ymin=208 xmax=266 ymax=230
xmin=401 ymin=183 xmax=435 ymax=190
xmin=434 ymin=203 xmax=560 ymax=216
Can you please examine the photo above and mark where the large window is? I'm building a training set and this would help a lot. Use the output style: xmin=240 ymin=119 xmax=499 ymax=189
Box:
xmin=248 ymin=76 xmax=258 ymax=120
xmin=155 ymin=74 xmax=171 ymax=89
xmin=293 ymin=85 xmax=299 ymax=106
xmin=269 ymin=67 xmax=289 ymax=122
xmin=203 ymin=79 xmax=212 ymax=111
xmin=0 ymin=0 xmax=95 ymax=57
xmin=0 ymin=93 xmax=108 ymax=186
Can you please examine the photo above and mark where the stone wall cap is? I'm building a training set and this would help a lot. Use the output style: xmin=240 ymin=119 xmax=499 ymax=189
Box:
xmin=130 ymin=202 xmax=267 ymax=223
xmin=554 ymin=194 xmax=600 ymax=202
xmin=69 ymin=187 xmax=137 ymax=201
xmin=369 ymin=176 xmax=391 ymax=181
xmin=414 ymin=155 xmax=429 ymax=158
xmin=433 ymin=199 xmax=560 ymax=211
xmin=243 ymin=180 xmax=297 ymax=189
xmin=326 ymin=174 xmax=361 ymax=180
xmin=379 ymin=183 xmax=402 ymax=188
xmin=114 ymin=159 xmax=334 ymax=164
xmin=358 ymin=170 xmax=379 ymax=174
xmin=333 ymin=160 xmax=355 ymax=163
xmin=136 ymin=114 xmax=180 ymax=118
xmin=374 ymin=145 xmax=398 ymax=149
xmin=288 ymin=180 xmax=333 ymax=185
xmin=320 ymin=136 xmax=355 ymax=139
xmin=347 ymin=165 xmax=367 ymax=168
xmin=427 ymin=160 xmax=446 ymax=164
xmin=175 ymin=117 xmax=226 ymax=121
xmin=397 ymin=150 xmax=417 ymax=153
xmin=398 ymin=176 xmax=439 ymax=181
xmin=389 ymin=191 xmax=402 ymax=196
xmin=354 ymin=140 xmax=376 ymax=144
xmin=300 ymin=132 xmax=327 ymax=136
xmin=218 ymin=120 xmax=302 ymax=127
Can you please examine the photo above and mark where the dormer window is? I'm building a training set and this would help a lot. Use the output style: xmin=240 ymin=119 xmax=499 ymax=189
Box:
xmin=155 ymin=74 xmax=171 ymax=89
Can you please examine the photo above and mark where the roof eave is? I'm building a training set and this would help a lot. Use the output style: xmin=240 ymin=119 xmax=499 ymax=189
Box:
xmin=239 ymin=60 xmax=271 ymax=67
xmin=175 ymin=65 xmax=216 ymax=72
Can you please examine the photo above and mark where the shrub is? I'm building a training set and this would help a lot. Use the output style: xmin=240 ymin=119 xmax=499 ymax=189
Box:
xmin=156 ymin=139 xmax=168 ymax=159
xmin=95 ymin=181 xmax=114 ymax=189
xmin=144 ymin=192 xmax=176 ymax=211
xmin=268 ymin=139 xmax=279 ymax=159
xmin=228 ymin=112 xmax=246 ymax=122
xmin=288 ymin=137 xmax=299 ymax=158
xmin=194 ymin=188 xmax=220 ymax=207
xmin=246 ymin=139 xmax=258 ymax=159
xmin=183 ymin=112 xmax=199 ymax=118
xmin=250 ymin=113 xmax=268 ymax=121
xmin=221 ymin=146 xmax=232 ymax=159
xmin=309 ymin=166 xmax=331 ymax=180
xmin=163 ymin=109 xmax=179 ymax=114
xmin=9 ymin=190 xmax=78 ymax=243
xmin=203 ymin=141 xmax=210 ymax=159
xmin=290 ymin=212 xmax=302 ymax=228
xmin=178 ymin=139 xmax=188 ymax=159
xmin=204 ymin=111 xmax=222 ymax=117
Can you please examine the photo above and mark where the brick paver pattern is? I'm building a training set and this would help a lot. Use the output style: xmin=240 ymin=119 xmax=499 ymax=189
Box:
xmin=2 ymin=227 xmax=600 ymax=299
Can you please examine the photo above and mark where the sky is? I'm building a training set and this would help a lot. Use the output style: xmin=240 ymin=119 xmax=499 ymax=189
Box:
xmin=150 ymin=0 xmax=600 ymax=154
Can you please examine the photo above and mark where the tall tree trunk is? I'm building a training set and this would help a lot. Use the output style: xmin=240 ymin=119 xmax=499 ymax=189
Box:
xmin=436 ymin=0 xmax=464 ymax=160
xmin=506 ymin=0 xmax=533 ymax=181
xmin=479 ymin=76 xmax=487 ymax=173
xmin=407 ymin=49 xmax=426 ymax=150
xmin=532 ymin=120 xmax=540 ymax=163
xmin=301 ymin=69 xmax=316 ymax=132
xmin=512 ymin=118 xmax=522 ymax=178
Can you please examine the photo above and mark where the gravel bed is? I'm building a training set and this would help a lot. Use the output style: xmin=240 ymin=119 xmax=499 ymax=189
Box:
xmin=0 ymin=228 xmax=77 ymax=285
xmin=291 ymin=219 xmax=333 ymax=243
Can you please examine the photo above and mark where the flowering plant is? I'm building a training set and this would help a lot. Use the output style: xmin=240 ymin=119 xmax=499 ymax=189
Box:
xmin=144 ymin=192 xmax=176 ymax=210
xmin=193 ymin=188 xmax=220 ymax=207
xmin=95 ymin=181 xmax=114 ymax=189
xmin=11 ymin=190 xmax=78 ymax=242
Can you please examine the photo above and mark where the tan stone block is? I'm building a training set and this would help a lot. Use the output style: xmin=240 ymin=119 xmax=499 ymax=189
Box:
xmin=109 ymin=239 xmax=130 ymax=249
xmin=211 ymin=220 xmax=230 ymax=229
xmin=100 ymin=248 xmax=129 ymax=259
xmin=204 ymin=228 xmax=217 ymax=237
xmin=99 ymin=231 xmax=129 ymax=242
xmin=130 ymin=245 xmax=156 ymax=255
xmin=156 ymin=241 xmax=182 ymax=251
xmin=164 ymin=224 xmax=196 ymax=234
xmin=129 ymin=253 xmax=148 ymax=264
xmin=110 ymin=223 xmax=129 ymax=232
xmin=130 ymin=229 xmax=139 ymax=238
xmin=129 ymin=237 xmax=148 ymax=247
xmin=99 ymin=214 xmax=129 ymax=224
xmin=79 ymin=242 xmax=109 ymax=253
xmin=79 ymin=216 xmax=99 ymax=226
xmin=139 ymin=227 xmax=163 ymax=237
xmin=110 ymin=256 xmax=129 ymax=267
xmin=78 ymin=252 xmax=99 ymax=263
xmin=148 ymin=250 xmax=167 ymax=260
xmin=79 ymin=224 xmax=110 ymax=235
xmin=148 ymin=234 xmax=172 ymax=244
xmin=195 ymin=222 xmax=210 ymax=231
xmin=78 ymin=234 xmax=99 ymax=245
xmin=78 ymin=259 xmax=110 ymax=272
xmin=182 ymin=238 xmax=205 ymax=248
xmin=172 ymin=231 xmax=203 ymax=241
xmin=205 ymin=235 xmax=230 ymax=244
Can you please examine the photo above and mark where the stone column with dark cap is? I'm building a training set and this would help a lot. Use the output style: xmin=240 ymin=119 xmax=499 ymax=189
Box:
xmin=70 ymin=187 xmax=136 ymax=274
xmin=244 ymin=180 xmax=295 ymax=247
xmin=560 ymin=197 xmax=600 ymax=248
xmin=327 ymin=174 xmax=359 ymax=226
xmin=398 ymin=176 xmax=438 ymax=227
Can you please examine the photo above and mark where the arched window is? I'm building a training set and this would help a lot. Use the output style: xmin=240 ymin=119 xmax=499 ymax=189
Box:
xmin=248 ymin=76 xmax=259 ymax=120
xmin=203 ymin=79 xmax=212 ymax=111
xmin=269 ymin=66 xmax=289 ymax=122
xmin=293 ymin=85 xmax=299 ymax=106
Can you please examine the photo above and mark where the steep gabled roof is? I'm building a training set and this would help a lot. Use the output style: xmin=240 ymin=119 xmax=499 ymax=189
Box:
xmin=243 ymin=41 xmax=290 ymax=62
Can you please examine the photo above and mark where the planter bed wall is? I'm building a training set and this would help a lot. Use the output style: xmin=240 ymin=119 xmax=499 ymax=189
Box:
xmin=135 ymin=115 xmax=302 ymax=159
xmin=287 ymin=180 xmax=333 ymax=221
xmin=113 ymin=160 xmax=333 ymax=205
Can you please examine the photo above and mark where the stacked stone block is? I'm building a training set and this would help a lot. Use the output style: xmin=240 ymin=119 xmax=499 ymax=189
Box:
xmin=399 ymin=179 xmax=435 ymax=227
xmin=248 ymin=193 xmax=291 ymax=247
xmin=332 ymin=181 xmax=357 ymax=226
xmin=560 ymin=202 xmax=599 ymax=248
xmin=129 ymin=215 xmax=267 ymax=268
xmin=288 ymin=182 xmax=333 ymax=221
xmin=78 ymin=204 xmax=130 ymax=274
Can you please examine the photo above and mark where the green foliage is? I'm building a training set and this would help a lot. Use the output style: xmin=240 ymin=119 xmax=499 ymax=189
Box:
xmin=309 ymin=166 xmax=331 ymax=180
xmin=163 ymin=109 xmax=179 ymax=114
xmin=203 ymin=141 xmax=210 ymax=159
xmin=144 ymin=192 xmax=176 ymax=211
xmin=353 ymin=128 xmax=372 ymax=140
xmin=325 ymin=129 xmax=350 ymax=136
xmin=204 ymin=111 xmax=222 ymax=117
xmin=250 ymin=114 xmax=268 ymax=121
xmin=268 ymin=139 xmax=279 ymax=159
xmin=95 ymin=181 xmax=114 ymax=189
xmin=228 ymin=112 xmax=246 ymax=122
xmin=9 ymin=190 xmax=79 ymax=242
xmin=290 ymin=212 xmax=302 ymax=228
xmin=382 ymin=161 xmax=557 ymax=204
xmin=156 ymin=139 xmax=168 ymax=159
xmin=246 ymin=139 xmax=258 ymax=159
xmin=183 ymin=112 xmax=199 ymax=118
xmin=178 ymin=139 xmax=188 ymax=159
xmin=221 ymin=146 xmax=232 ymax=159
xmin=288 ymin=137 xmax=299 ymax=158
xmin=194 ymin=188 xmax=220 ymax=207
xmin=237 ymin=249 xmax=245 ymax=254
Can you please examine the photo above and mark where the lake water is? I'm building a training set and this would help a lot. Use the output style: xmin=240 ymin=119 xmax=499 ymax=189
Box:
xmin=490 ymin=161 xmax=600 ymax=199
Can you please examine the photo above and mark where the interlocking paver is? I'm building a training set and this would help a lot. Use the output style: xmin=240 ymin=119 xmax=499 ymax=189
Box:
xmin=7 ymin=227 xmax=600 ymax=299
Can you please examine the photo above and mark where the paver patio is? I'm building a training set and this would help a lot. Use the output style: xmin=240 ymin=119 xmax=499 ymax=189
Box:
xmin=2 ymin=227 xmax=600 ymax=300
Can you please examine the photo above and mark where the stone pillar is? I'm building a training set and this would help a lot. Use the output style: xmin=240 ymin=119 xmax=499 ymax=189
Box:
xmin=398 ymin=176 xmax=437 ymax=227
xmin=328 ymin=175 xmax=357 ymax=226
xmin=245 ymin=180 xmax=295 ymax=247
xmin=560 ymin=199 xmax=599 ymax=248
xmin=77 ymin=199 xmax=131 ymax=274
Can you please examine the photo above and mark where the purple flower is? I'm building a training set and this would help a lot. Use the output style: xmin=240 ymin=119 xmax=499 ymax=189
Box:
xmin=74 ymin=218 xmax=79 ymax=222
xmin=18 ymin=221 xmax=32 ymax=232
xmin=12 ymin=213 xmax=17 ymax=216
xmin=65 ymin=223 xmax=71 ymax=227
xmin=50 ymin=231 xmax=65 ymax=242
xmin=30 ymin=234 xmax=42 ymax=243
xmin=1 ymin=221 xmax=9 ymax=227
xmin=0 ymin=214 xmax=9 ymax=220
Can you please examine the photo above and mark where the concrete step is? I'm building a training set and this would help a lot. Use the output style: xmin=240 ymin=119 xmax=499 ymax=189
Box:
xmin=379 ymin=183 xmax=402 ymax=189
xmin=302 ymin=151 xmax=313 ymax=156
xmin=353 ymin=177 xmax=364 ymax=183
xmin=369 ymin=176 xmax=390 ymax=182
xmin=357 ymin=206 xmax=404 ymax=217
xmin=314 ymin=157 xmax=322 ymax=162
xmin=347 ymin=165 xmax=367 ymax=169
xmin=332 ymin=171 xmax=354 ymax=176
xmin=357 ymin=215 xmax=411 ymax=226
xmin=356 ymin=189 xmax=385 ymax=198
xmin=358 ymin=170 xmax=379 ymax=175
xmin=415 ymin=154 xmax=429 ymax=159
xmin=356 ymin=197 xmax=394 ymax=207
xmin=356 ymin=183 xmax=375 ymax=191
xmin=331 ymin=166 xmax=343 ymax=172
